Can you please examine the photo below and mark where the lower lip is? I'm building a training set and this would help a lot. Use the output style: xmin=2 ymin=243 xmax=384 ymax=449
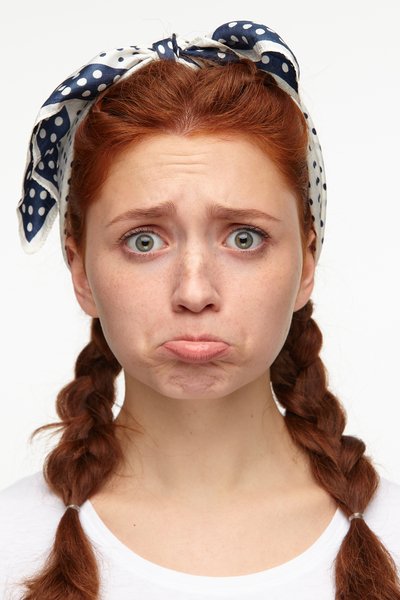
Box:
xmin=162 ymin=340 xmax=230 ymax=363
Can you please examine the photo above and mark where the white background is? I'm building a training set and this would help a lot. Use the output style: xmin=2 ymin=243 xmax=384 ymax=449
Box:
xmin=1 ymin=0 xmax=399 ymax=491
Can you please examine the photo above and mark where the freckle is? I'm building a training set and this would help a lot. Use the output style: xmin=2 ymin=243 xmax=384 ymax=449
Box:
xmin=133 ymin=523 xmax=136 ymax=527
xmin=250 ymin=413 xmax=254 ymax=418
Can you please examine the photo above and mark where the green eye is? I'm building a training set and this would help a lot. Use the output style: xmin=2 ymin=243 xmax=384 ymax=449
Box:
xmin=125 ymin=231 xmax=164 ymax=253
xmin=226 ymin=227 xmax=268 ymax=251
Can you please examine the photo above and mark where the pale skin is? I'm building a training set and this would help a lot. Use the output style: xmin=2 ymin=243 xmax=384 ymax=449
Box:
xmin=66 ymin=133 xmax=338 ymax=575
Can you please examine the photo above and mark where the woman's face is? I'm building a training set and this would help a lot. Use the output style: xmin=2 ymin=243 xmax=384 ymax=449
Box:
xmin=67 ymin=133 xmax=315 ymax=399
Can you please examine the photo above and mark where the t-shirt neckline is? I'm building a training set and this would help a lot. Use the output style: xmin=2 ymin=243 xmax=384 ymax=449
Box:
xmin=81 ymin=497 xmax=349 ymax=593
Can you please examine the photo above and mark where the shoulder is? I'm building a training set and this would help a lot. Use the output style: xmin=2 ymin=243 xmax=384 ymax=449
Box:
xmin=0 ymin=469 xmax=65 ymax=518
xmin=0 ymin=470 xmax=65 ymax=593
xmin=364 ymin=474 xmax=400 ymax=563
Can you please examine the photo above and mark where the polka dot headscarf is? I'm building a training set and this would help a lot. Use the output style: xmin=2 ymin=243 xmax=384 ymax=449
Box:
xmin=17 ymin=19 xmax=327 ymax=267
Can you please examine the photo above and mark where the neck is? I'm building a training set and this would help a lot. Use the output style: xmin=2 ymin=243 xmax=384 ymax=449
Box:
xmin=111 ymin=371 xmax=314 ymax=503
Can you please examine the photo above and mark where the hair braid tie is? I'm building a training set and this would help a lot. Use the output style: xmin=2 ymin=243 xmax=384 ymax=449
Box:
xmin=349 ymin=512 xmax=364 ymax=522
xmin=65 ymin=504 xmax=81 ymax=513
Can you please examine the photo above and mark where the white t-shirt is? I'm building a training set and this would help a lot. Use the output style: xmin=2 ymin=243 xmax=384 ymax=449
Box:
xmin=1 ymin=470 xmax=400 ymax=599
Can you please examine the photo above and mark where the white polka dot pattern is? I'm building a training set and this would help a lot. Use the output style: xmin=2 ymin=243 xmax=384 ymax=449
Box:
xmin=16 ymin=20 xmax=327 ymax=268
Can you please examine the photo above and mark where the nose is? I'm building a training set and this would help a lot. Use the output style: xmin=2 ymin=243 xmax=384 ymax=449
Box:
xmin=171 ymin=246 xmax=221 ymax=313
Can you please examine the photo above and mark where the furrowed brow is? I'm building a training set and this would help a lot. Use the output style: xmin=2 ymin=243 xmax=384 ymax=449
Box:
xmin=207 ymin=204 xmax=281 ymax=223
xmin=106 ymin=201 xmax=177 ymax=227
xmin=106 ymin=201 xmax=281 ymax=227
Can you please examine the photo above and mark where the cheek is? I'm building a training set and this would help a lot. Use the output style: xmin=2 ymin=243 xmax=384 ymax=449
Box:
xmin=90 ymin=254 xmax=161 ymax=316
xmin=240 ymin=266 xmax=299 ymax=361
xmin=87 ymin=264 xmax=162 ymax=359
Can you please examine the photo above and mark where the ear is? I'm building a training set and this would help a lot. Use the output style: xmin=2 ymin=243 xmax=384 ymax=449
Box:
xmin=65 ymin=236 xmax=99 ymax=318
xmin=293 ymin=230 xmax=316 ymax=312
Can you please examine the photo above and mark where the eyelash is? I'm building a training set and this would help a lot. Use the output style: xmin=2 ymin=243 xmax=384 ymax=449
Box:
xmin=118 ymin=225 xmax=270 ymax=259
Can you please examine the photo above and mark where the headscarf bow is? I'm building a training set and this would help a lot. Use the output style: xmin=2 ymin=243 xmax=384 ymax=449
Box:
xmin=17 ymin=20 xmax=327 ymax=267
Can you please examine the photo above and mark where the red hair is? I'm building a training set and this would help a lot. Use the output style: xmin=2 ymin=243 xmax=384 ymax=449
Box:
xmin=21 ymin=57 xmax=400 ymax=599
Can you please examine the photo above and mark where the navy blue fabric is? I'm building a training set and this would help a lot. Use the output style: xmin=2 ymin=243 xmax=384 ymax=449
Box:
xmin=43 ymin=64 xmax=128 ymax=107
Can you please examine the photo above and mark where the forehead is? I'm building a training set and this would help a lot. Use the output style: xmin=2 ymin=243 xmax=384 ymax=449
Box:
xmin=90 ymin=133 xmax=299 ymax=226
xmin=106 ymin=132 xmax=282 ymax=180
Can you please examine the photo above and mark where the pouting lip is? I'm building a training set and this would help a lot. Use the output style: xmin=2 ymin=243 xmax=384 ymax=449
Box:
xmin=167 ymin=334 xmax=227 ymax=343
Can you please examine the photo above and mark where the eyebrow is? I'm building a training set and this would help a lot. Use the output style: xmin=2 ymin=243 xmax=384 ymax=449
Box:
xmin=106 ymin=200 xmax=282 ymax=228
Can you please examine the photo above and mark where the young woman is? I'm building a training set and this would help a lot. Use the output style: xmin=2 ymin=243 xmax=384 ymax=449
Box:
xmin=1 ymin=19 xmax=400 ymax=600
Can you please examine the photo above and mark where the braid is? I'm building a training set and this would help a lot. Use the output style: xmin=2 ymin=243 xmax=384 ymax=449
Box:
xmin=20 ymin=318 xmax=124 ymax=600
xmin=271 ymin=299 xmax=400 ymax=599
